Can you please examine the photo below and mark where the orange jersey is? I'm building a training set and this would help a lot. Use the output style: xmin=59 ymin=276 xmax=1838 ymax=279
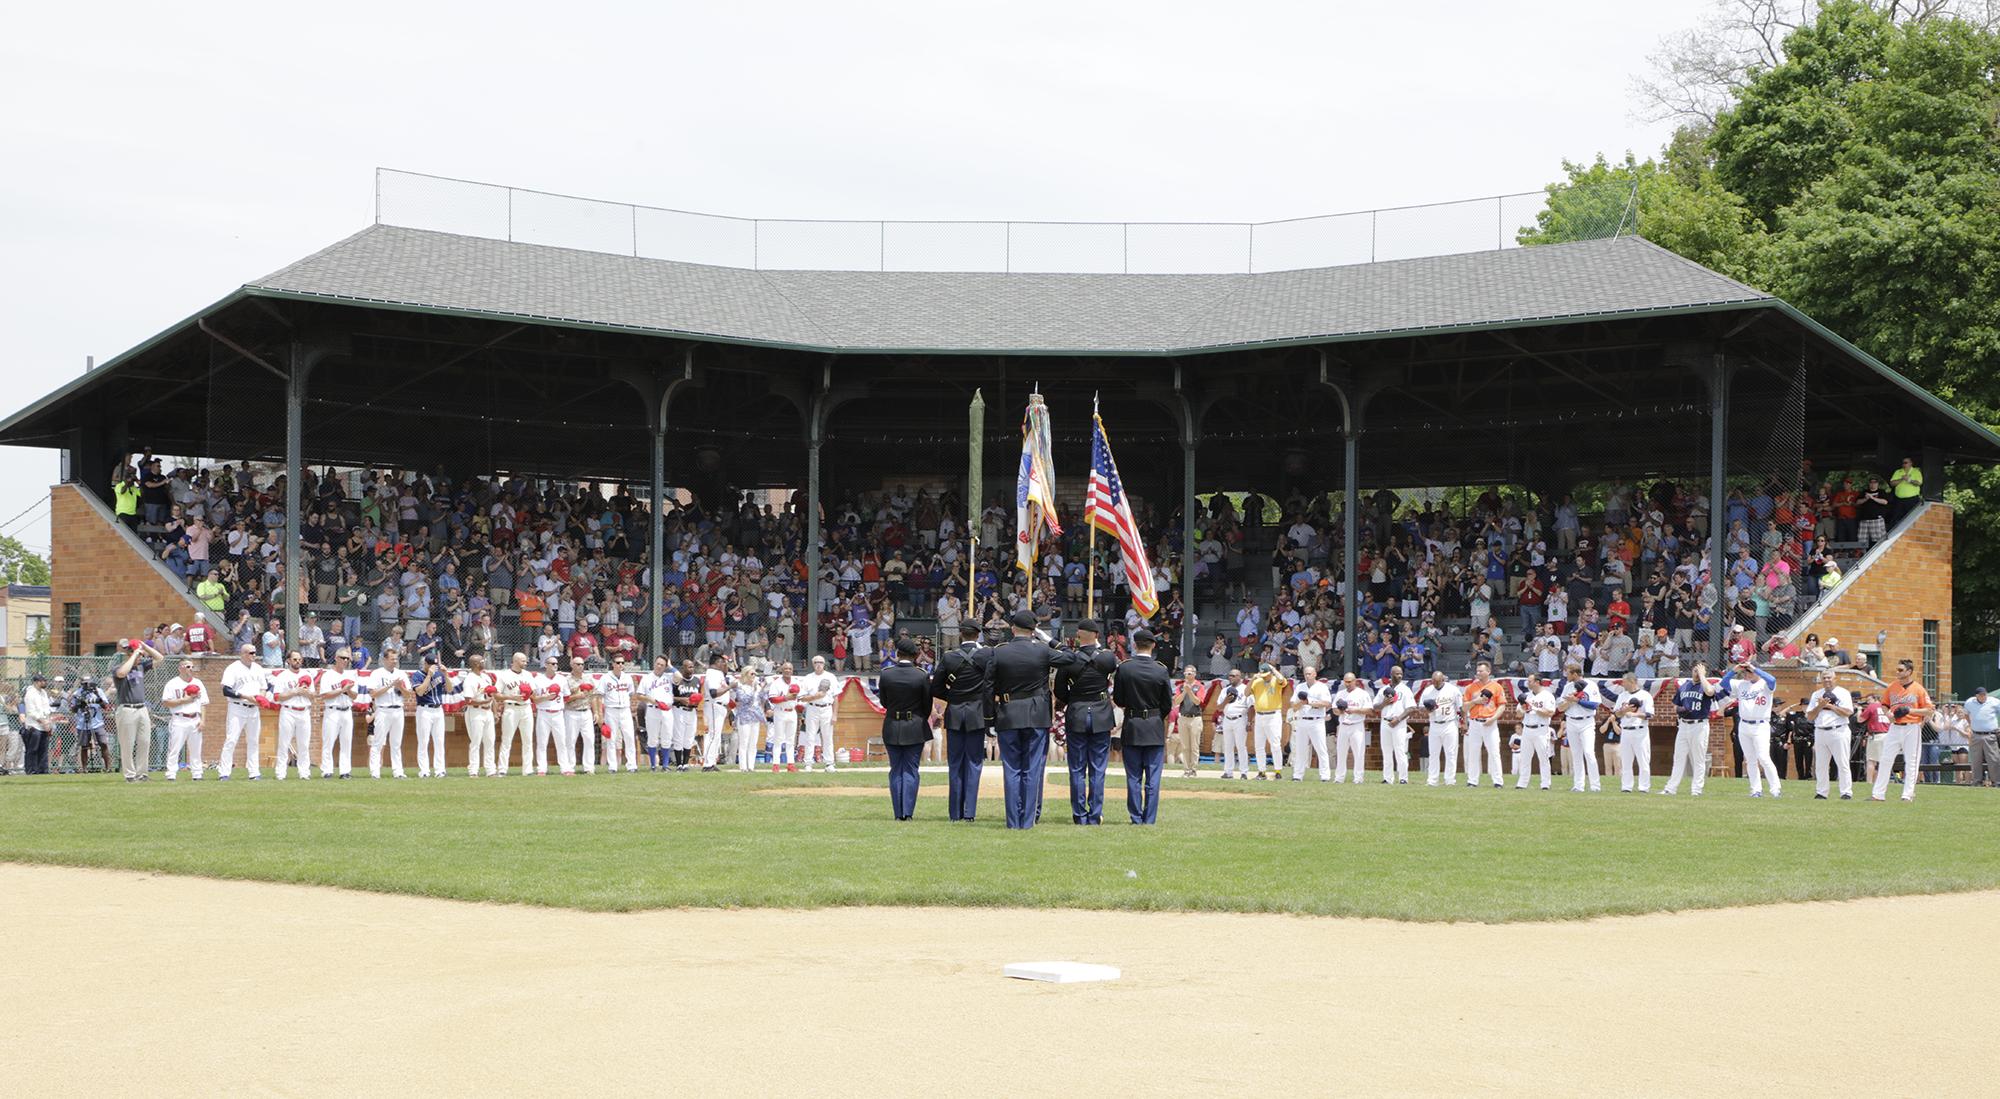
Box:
xmin=1883 ymin=682 xmax=1931 ymax=724
xmin=1465 ymin=681 xmax=1504 ymax=721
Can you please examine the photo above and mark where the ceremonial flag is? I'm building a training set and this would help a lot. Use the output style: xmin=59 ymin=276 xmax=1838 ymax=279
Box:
xmin=1086 ymin=406 xmax=1157 ymax=618
xmin=1015 ymin=392 xmax=1060 ymax=576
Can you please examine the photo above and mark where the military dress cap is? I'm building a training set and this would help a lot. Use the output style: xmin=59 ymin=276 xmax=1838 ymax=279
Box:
xmin=895 ymin=637 xmax=921 ymax=657
xmin=1007 ymin=610 xmax=1037 ymax=629
xmin=1074 ymin=619 xmax=1101 ymax=636
xmin=960 ymin=622 xmax=984 ymax=637
xmin=1131 ymin=628 xmax=1155 ymax=646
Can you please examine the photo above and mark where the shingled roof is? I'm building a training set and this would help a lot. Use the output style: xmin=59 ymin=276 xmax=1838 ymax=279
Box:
xmin=244 ymin=225 xmax=1773 ymax=355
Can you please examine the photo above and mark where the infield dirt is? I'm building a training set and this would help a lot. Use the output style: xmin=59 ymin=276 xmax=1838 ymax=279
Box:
xmin=2 ymin=863 xmax=1986 ymax=1098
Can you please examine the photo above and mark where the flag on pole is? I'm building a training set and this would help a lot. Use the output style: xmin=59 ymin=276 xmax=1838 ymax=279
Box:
xmin=1015 ymin=392 xmax=1060 ymax=576
xmin=1086 ymin=406 xmax=1157 ymax=618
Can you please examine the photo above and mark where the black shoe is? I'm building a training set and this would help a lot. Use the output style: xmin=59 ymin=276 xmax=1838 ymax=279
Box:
xmin=1840 ymin=794 xmax=1852 ymax=800
xmin=1814 ymin=794 xmax=1827 ymax=800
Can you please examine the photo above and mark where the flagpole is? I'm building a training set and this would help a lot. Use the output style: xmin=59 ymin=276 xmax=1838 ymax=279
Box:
xmin=1086 ymin=396 xmax=1098 ymax=622
xmin=968 ymin=388 xmax=984 ymax=608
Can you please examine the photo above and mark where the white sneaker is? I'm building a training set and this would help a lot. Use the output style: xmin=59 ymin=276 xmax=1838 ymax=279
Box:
xmin=824 ymin=765 xmax=836 ymax=773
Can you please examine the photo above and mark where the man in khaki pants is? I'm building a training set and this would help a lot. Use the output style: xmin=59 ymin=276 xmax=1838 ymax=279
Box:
xmin=1171 ymin=665 xmax=1205 ymax=777
xmin=113 ymin=636 xmax=164 ymax=782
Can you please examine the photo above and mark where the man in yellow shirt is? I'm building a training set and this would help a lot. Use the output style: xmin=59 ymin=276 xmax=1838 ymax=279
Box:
xmin=1888 ymin=457 xmax=1923 ymax=527
xmin=112 ymin=467 xmax=142 ymax=531
xmin=1248 ymin=664 xmax=1288 ymax=779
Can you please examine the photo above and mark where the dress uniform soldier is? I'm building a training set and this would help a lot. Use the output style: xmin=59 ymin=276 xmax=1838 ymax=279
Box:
xmin=930 ymin=624 xmax=993 ymax=822
xmin=986 ymin=609 xmax=1086 ymax=830
xmin=878 ymin=637 xmax=934 ymax=821
xmin=1054 ymin=619 xmax=1119 ymax=825
xmin=1113 ymin=630 xmax=1173 ymax=824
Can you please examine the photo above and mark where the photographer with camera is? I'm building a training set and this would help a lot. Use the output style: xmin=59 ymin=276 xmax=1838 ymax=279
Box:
xmin=66 ymin=675 xmax=113 ymax=773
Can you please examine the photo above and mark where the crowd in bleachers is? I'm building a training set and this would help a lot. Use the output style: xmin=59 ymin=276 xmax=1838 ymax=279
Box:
xmin=103 ymin=451 xmax=1921 ymax=681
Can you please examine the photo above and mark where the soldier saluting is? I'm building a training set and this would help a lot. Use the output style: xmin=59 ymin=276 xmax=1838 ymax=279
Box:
xmin=931 ymin=623 xmax=995 ymax=822
xmin=1114 ymin=628 xmax=1174 ymax=824
xmin=1055 ymin=618 xmax=1120 ymax=825
xmin=986 ymin=609 xmax=1087 ymax=830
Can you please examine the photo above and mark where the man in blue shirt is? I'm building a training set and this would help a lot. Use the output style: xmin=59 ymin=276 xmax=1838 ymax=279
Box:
xmin=1965 ymin=686 xmax=2000 ymax=787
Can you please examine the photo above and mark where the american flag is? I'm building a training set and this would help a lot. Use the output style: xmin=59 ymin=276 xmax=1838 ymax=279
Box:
xmin=1086 ymin=410 xmax=1157 ymax=618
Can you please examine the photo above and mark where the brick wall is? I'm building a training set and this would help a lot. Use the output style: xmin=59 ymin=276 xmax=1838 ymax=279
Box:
xmin=50 ymin=483 xmax=211 ymax=655
xmin=1788 ymin=502 xmax=1954 ymax=697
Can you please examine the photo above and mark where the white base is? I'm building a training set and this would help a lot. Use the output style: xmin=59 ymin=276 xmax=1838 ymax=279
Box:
xmin=1002 ymin=961 xmax=1121 ymax=984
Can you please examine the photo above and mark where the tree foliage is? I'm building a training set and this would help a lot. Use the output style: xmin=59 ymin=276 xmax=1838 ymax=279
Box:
xmin=1536 ymin=1 xmax=2000 ymax=640
xmin=0 ymin=534 xmax=50 ymax=586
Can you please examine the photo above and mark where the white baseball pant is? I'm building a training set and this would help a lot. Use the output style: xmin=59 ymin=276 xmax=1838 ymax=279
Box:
xmin=1464 ymin=718 xmax=1503 ymax=787
xmin=769 ymin=710 xmax=798 ymax=768
xmin=1566 ymin=718 xmax=1600 ymax=791
xmin=644 ymin=707 xmax=668 ymax=750
xmin=369 ymin=706 xmax=406 ymax=778
xmin=565 ymin=710 xmax=596 ymax=773
xmin=164 ymin=714 xmax=204 ymax=779
xmin=1516 ymin=724 xmax=1555 ymax=788
xmin=701 ymin=702 xmax=728 ymax=768
xmin=1252 ymin=711 xmax=1283 ymax=773
xmin=414 ymin=706 xmax=445 ymax=777
xmin=320 ymin=708 xmax=354 ymax=777
xmin=1871 ymin=725 xmax=1921 ymax=801
xmin=1290 ymin=717 xmax=1329 ymax=780
xmin=1738 ymin=719 xmax=1782 ymax=796
xmin=1664 ymin=719 xmax=1708 ymax=795
xmin=1333 ymin=720 xmax=1367 ymax=784
xmin=1426 ymin=722 xmax=1460 ymax=785
xmin=1617 ymin=722 xmax=1652 ymax=792
xmin=533 ymin=708 xmax=571 ymax=773
xmin=498 ymin=703 xmax=532 ymax=774
xmin=735 ymin=717 xmax=761 ymax=771
xmin=1815 ymin=726 xmax=1853 ymax=798
xmin=672 ymin=707 xmax=697 ymax=751
xmin=276 ymin=708 xmax=312 ymax=779
xmin=803 ymin=705 xmax=835 ymax=766
xmin=219 ymin=701 xmax=261 ymax=778
xmin=464 ymin=708 xmax=497 ymax=776
xmin=1219 ymin=716 xmax=1249 ymax=775
xmin=1380 ymin=722 xmax=1411 ymax=783
xmin=604 ymin=706 xmax=637 ymax=771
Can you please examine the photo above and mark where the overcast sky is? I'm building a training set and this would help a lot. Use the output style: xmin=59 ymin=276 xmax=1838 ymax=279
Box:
xmin=0 ymin=0 xmax=1712 ymax=555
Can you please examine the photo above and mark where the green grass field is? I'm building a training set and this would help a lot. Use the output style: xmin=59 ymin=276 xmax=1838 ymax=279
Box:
xmin=1 ymin=769 xmax=1993 ymax=922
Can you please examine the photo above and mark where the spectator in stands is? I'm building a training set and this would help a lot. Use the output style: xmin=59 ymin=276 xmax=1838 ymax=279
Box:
xmin=1888 ymin=457 xmax=1922 ymax=526
xmin=1856 ymin=477 xmax=1890 ymax=547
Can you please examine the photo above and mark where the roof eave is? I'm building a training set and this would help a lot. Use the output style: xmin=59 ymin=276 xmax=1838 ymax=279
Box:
xmin=1772 ymin=301 xmax=2000 ymax=460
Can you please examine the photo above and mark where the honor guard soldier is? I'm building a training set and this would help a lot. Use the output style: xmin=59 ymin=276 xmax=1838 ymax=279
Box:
xmin=931 ymin=623 xmax=994 ymax=822
xmin=1113 ymin=629 xmax=1173 ymax=824
xmin=986 ymin=609 xmax=1086 ymax=829
xmin=878 ymin=637 xmax=934 ymax=821
xmin=1054 ymin=619 xmax=1120 ymax=825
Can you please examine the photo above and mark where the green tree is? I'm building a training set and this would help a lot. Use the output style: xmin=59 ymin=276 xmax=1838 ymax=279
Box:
xmin=1517 ymin=152 xmax=1770 ymax=284
xmin=0 ymin=534 xmax=50 ymax=586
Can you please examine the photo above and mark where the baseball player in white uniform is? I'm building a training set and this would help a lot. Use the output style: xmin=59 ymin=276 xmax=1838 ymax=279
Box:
xmin=1461 ymin=663 xmax=1507 ymax=789
xmin=599 ymin=654 xmax=640 ymax=772
xmin=1331 ymin=672 xmax=1373 ymax=785
xmin=455 ymin=653 xmax=500 ymax=777
xmin=368 ymin=653 xmax=413 ymax=779
xmin=217 ymin=644 xmax=270 ymax=780
xmin=532 ymin=656 xmax=573 ymax=775
xmin=700 ymin=656 xmax=733 ymax=772
xmin=1558 ymin=665 xmax=1603 ymax=793
xmin=1515 ymin=672 xmax=1558 ymax=790
xmin=639 ymin=656 xmax=676 ymax=771
xmin=318 ymin=650 xmax=363 ymax=778
xmin=269 ymin=651 xmax=316 ymax=780
xmin=1607 ymin=672 xmax=1656 ymax=793
xmin=765 ymin=661 xmax=804 ymax=772
xmin=161 ymin=660 xmax=209 ymax=781
xmin=1805 ymin=669 xmax=1856 ymax=799
xmin=1419 ymin=672 xmax=1462 ymax=786
xmin=1375 ymin=667 xmax=1417 ymax=785
xmin=1720 ymin=660 xmax=1781 ymax=798
xmin=563 ymin=656 xmax=600 ymax=775
xmin=494 ymin=652 xmax=535 ymax=775
xmin=797 ymin=655 xmax=840 ymax=771
xmin=1287 ymin=666 xmax=1333 ymax=781
xmin=1216 ymin=669 xmax=1251 ymax=779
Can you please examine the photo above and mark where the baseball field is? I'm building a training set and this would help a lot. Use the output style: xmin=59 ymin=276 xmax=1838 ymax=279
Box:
xmin=4 ymin=770 xmax=1996 ymax=1098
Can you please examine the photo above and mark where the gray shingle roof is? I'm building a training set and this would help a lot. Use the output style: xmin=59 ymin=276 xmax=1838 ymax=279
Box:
xmin=246 ymin=225 xmax=1771 ymax=355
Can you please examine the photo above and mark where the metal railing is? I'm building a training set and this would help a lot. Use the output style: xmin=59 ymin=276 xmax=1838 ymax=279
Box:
xmin=373 ymin=168 xmax=1624 ymax=275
